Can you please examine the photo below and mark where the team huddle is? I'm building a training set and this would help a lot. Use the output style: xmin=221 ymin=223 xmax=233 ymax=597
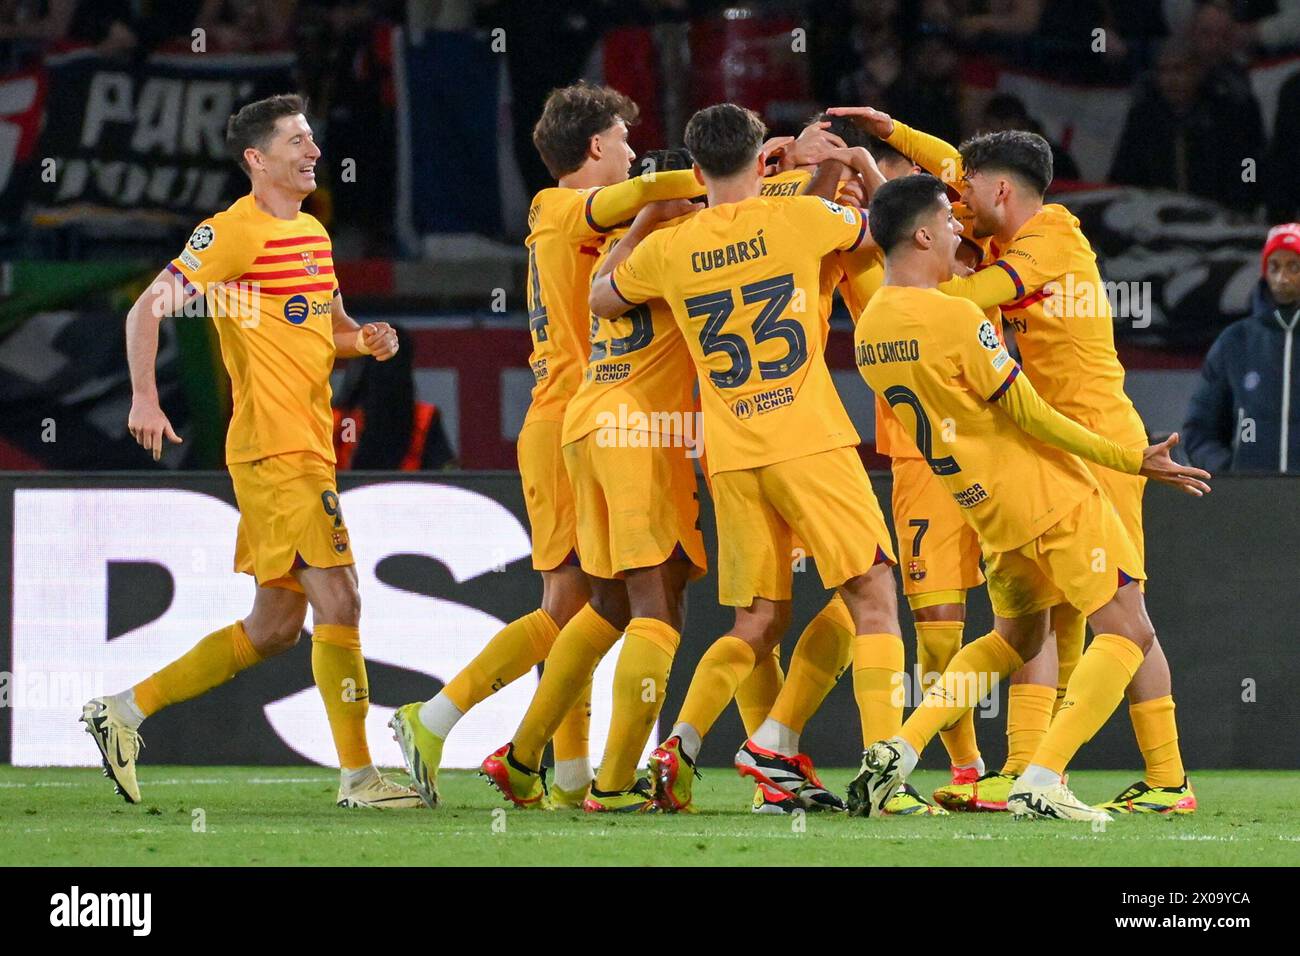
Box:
xmin=84 ymin=85 xmax=1211 ymax=823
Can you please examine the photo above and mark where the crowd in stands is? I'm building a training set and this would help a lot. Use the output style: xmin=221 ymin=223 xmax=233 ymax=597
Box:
xmin=2 ymin=1 xmax=404 ymax=251
xmin=807 ymin=0 xmax=1299 ymax=218
xmin=6 ymin=1 xmax=1300 ymax=220
xmin=4 ymin=2 xmax=1296 ymax=471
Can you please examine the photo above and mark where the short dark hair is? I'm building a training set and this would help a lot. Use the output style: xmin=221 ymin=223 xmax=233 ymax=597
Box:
xmin=867 ymin=135 xmax=909 ymax=168
xmin=812 ymin=112 xmax=874 ymax=150
xmin=637 ymin=147 xmax=694 ymax=176
xmin=226 ymin=94 xmax=308 ymax=178
xmin=868 ymin=173 xmax=949 ymax=254
xmin=982 ymin=93 xmax=1031 ymax=126
xmin=684 ymin=103 xmax=766 ymax=178
xmin=532 ymin=82 xmax=638 ymax=180
xmin=959 ymin=129 xmax=1053 ymax=195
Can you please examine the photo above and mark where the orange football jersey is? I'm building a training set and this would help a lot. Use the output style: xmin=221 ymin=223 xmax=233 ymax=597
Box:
xmin=856 ymin=286 xmax=1102 ymax=550
xmin=612 ymin=195 xmax=867 ymax=474
xmin=562 ymin=223 xmax=696 ymax=447
xmin=169 ymin=194 xmax=339 ymax=465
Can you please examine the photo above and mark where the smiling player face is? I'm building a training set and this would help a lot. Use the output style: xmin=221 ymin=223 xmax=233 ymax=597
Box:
xmin=924 ymin=194 xmax=964 ymax=279
xmin=254 ymin=113 xmax=321 ymax=199
xmin=958 ymin=170 xmax=1002 ymax=239
xmin=591 ymin=119 xmax=637 ymax=186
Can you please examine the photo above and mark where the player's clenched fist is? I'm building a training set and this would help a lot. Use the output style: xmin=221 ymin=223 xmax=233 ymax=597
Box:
xmin=360 ymin=322 xmax=399 ymax=361
xmin=128 ymin=399 xmax=183 ymax=462
xmin=1139 ymin=433 xmax=1212 ymax=497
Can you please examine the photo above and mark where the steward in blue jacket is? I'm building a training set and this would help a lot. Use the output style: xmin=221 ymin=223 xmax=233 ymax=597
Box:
xmin=1184 ymin=223 xmax=1300 ymax=473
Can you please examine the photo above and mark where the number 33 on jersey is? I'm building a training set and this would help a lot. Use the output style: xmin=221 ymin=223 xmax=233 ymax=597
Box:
xmin=611 ymin=195 xmax=869 ymax=475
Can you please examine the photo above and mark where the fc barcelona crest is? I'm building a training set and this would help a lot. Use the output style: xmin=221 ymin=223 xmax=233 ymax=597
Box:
xmin=301 ymin=250 xmax=320 ymax=276
xmin=332 ymin=531 xmax=349 ymax=553
xmin=907 ymin=558 xmax=927 ymax=582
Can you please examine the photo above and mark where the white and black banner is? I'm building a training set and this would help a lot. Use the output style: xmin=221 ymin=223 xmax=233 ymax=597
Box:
xmin=1058 ymin=186 xmax=1274 ymax=349
xmin=3 ymin=476 xmax=657 ymax=770
xmin=30 ymin=50 xmax=295 ymax=220
xmin=0 ymin=473 xmax=1294 ymax=770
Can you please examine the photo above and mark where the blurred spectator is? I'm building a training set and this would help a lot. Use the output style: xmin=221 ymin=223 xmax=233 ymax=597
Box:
xmin=958 ymin=0 xmax=1154 ymax=80
xmin=0 ymin=0 xmax=137 ymax=59
xmin=1183 ymin=223 xmax=1300 ymax=473
xmin=476 ymin=0 xmax=606 ymax=198
xmin=834 ymin=4 xmax=903 ymax=110
xmin=888 ymin=30 xmax=963 ymax=146
xmin=1234 ymin=0 xmax=1300 ymax=52
xmin=195 ymin=0 xmax=296 ymax=52
xmin=957 ymin=0 xmax=1043 ymax=40
xmin=1265 ymin=68 xmax=1300 ymax=221
xmin=1164 ymin=0 xmax=1300 ymax=56
xmin=1111 ymin=1 xmax=1173 ymax=66
xmin=981 ymin=93 xmax=1081 ymax=180
xmin=1108 ymin=39 xmax=1264 ymax=212
xmin=299 ymin=1 xmax=403 ymax=254
xmin=133 ymin=1 xmax=205 ymax=53
xmin=809 ymin=0 xmax=882 ymax=103
xmin=1180 ymin=1 xmax=1249 ymax=70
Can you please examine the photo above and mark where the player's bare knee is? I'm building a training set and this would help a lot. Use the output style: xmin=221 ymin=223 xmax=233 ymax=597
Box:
xmin=541 ymin=565 xmax=589 ymax=625
xmin=754 ymin=603 xmax=791 ymax=648
xmin=543 ymin=594 xmax=583 ymax=627
xmin=625 ymin=565 xmax=685 ymax=629
xmin=244 ymin=611 xmax=305 ymax=657
xmin=998 ymin=612 xmax=1049 ymax=661
xmin=766 ymin=607 xmax=791 ymax=645
xmin=737 ymin=625 xmax=783 ymax=658
xmin=316 ymin=583 xmax=361 ymax=627
xmin=628 ymin=592 xmax=675 ymax=627
xmin=1123 ymin=621 xmax=1157 ymax=654
xmin=588 ymin=578 xmax=630 ymax=631
xmin=913 ymin=603 xmax=965 ymax=624
xmin=269 ymin=618 xmax=305 ymax=654
xmin=588 ymin=594 xmax=629 ymax=631
xmin=243 ymin=588 xmax=307 ymax=656
xmin=840 ymin=566 xmax=901 ymax=635
xmin=731 ymin=599 xmax=788 ymax=653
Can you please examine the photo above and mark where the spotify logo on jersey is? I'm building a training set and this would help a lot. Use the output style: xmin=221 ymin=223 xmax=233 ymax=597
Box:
xmin=283 ymin=294 xmax=309 ymax=324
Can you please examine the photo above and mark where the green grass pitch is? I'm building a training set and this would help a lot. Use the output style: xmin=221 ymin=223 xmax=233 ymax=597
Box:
xmin=2 ymin=766 xmax=1296 ymax=866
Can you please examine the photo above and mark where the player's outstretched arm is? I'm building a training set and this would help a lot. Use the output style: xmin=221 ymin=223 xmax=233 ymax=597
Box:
xmin=938 ymin=264 xmax=1020 ymax=310
xmin=996 ymin=371 xmax=1212 ymax=496
xmin=1137 ymin=433 xmax=1213 ymax=496
xmin=589 ymin=198 xmax=694 ymax=318
xmin=586 ymin=169 xmax=703 ymax=232
xmin=826 ymin=106 xmax=964 ymax=191
xmin=125 ymin=268 xmax=189 ymax=461
xmin=331 ymin=293 xmax=398 ymax=361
